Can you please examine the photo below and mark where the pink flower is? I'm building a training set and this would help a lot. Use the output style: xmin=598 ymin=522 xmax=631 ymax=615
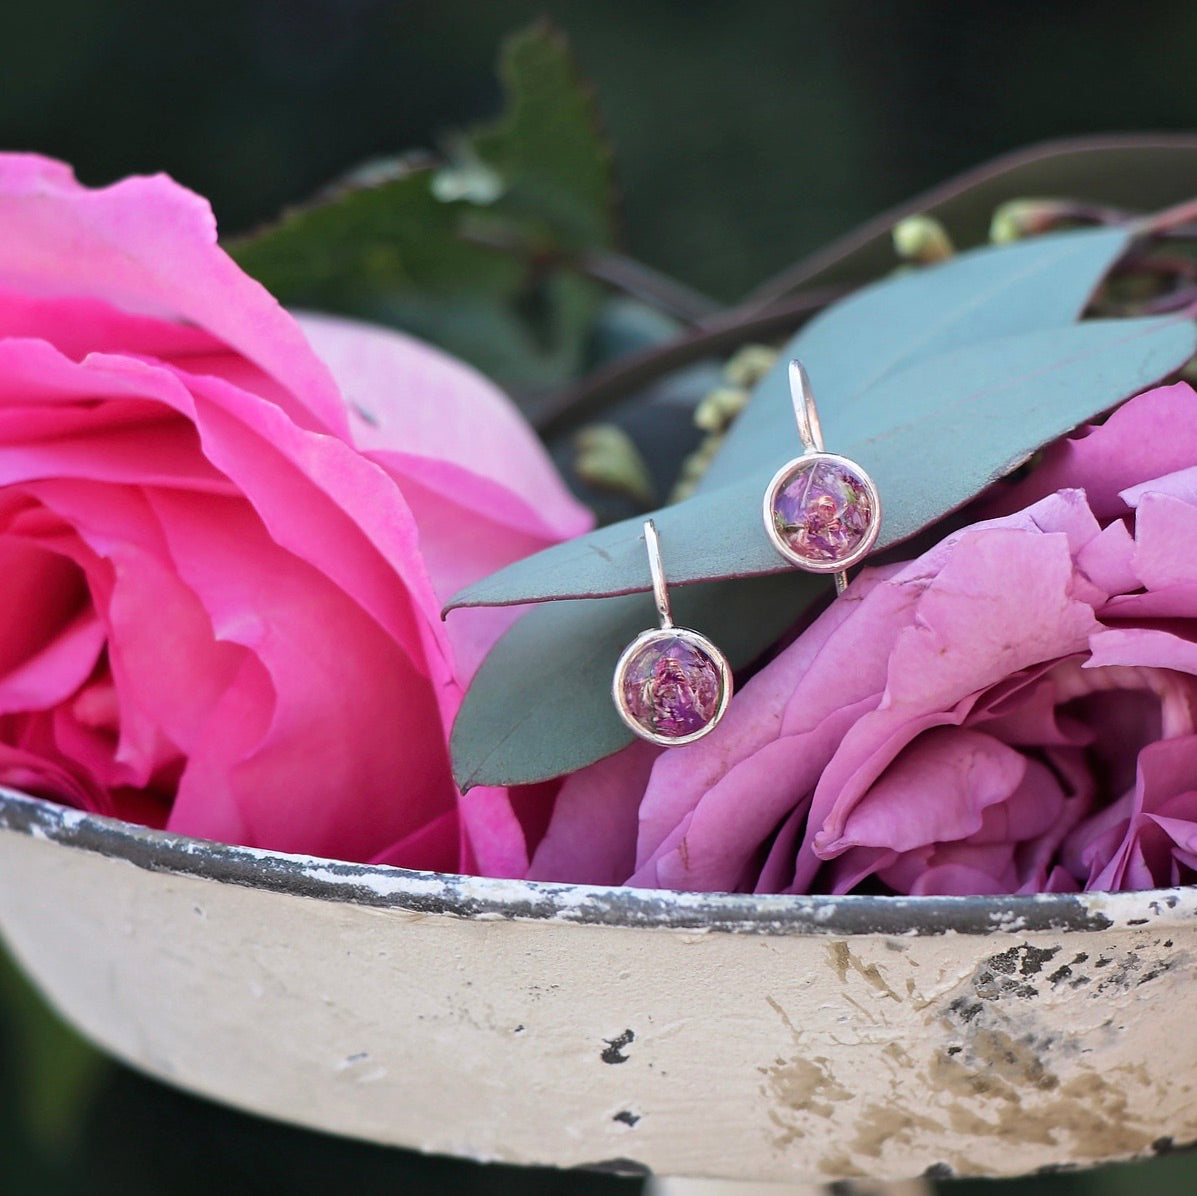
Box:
xmin=0 ymin=155 xmax=590 ymax=875
xmin=533 ymin=382 xmax=1197 ymax=896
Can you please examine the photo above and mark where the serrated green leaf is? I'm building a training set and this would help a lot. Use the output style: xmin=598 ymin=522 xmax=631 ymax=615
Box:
xmin=450 ymin=314 xmax=1195 ymax=787
xmin=466 ymin=19 xmax=617 ymax=251
xmin=230 ymin=167 xmax=603 ymax=398
xmin=231 ymin=167 xmax=514 ymax=310
xmin=230 ymin=21 xmax=617 ymax=398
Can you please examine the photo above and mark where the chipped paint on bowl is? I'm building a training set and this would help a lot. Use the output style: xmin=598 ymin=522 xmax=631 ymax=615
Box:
xmin=0 ymin=787 xmax=1194 ymax=1183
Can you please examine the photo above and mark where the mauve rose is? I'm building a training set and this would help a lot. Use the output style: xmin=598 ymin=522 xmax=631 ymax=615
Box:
xmin=532 ymin=382 xmax=1197 ymax=896
xmin=0 ymin=154 xmax=590 ymax=875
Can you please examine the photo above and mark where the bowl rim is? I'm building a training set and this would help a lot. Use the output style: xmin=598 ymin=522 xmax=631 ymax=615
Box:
xmin=2 ymin=786 xmax=1191 ymax=937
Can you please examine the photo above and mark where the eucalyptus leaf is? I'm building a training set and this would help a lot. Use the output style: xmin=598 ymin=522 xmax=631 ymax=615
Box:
xmin=451 ymin=316 xmax=1195 ymax=608
xmin=701 ymin=226 xmax=1131 ymax=492
xmin=452 ymin=573 xmax=819 ymax=790
xmin=449 ymin=225 xmax=1149 ymax=605
xmin=451 ymin=314 xmax=1196 ymax=787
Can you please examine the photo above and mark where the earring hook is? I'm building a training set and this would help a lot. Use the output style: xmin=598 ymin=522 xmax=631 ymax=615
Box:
xmin=644 ymin=519 xmax=674 ymax=629
xmin=764 ymin=360 xmax=881 ymax=596
xmin=789 ymin=359 xmax=826 ymax=455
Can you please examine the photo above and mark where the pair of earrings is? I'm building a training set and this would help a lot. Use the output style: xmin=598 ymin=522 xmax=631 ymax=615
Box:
xmin=613 ymin=360 xmax=881 ymax=747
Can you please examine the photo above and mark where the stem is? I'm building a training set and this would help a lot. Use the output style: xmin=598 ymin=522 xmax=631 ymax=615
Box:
xmin=531 ymin=191 xmax=1197 ymax=436
xmin=1114 ymin=252 xmax=1197 ymax=281
xmin=1040 ymin=200 xmax=1134 ymax=226
xmin=535 ymin=286 xmax=848 ymax=436
xmin=1144 ymin=198 xmax=1197 ymax=236
xmin=460 ymin=224 xmax=721 ymax=324
xmin=1099 ymin=284 xmax=1197 ymax=317
xmin=576 ymin=250 xmax=722 ymax=322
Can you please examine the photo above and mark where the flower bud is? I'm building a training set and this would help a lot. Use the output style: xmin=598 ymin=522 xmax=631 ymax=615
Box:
xmin=670 ymin=434 xmax=724 ymax=503
xmin=989 ymin=199 xmax=1077 ymax=244
xmin=723 ymin=344 xmax=778 ymax=389
xmin=694 ymin=386 xmax=748 ymax=432
xmin=892 ymin=215 xmax=954 ymax=264
xmin=574 ymin=424 xmax=655 ymax=505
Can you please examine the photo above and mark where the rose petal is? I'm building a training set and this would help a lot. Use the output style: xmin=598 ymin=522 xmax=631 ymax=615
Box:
xmin=294 ymin=312 xmax=591 ymax=543
xmin=1102 ymin=586 xmax=1197 ymax=620
xmin=969 ymin=666 xmax=1092 ymax=748
xmin=126 ymin=493 xmax=458 ymax=863
xmin=0 ymin=289 xmax=225 ymax=362
xmin=0 ymin=155 xmax=346 ymax=434
xmin=0 ymin=530 xmax=91 ymax=676
xmin=808 ymin=525 xmax=1100 ymax=860
xmin=884 ymin=527 xmax=1100 ymax=711
xmin=0 ymin=610 xmax=104 ymax=715
xmin=755 ymin=803 xmax=808 ymax=893
xmin=629 ymin=712 xmax=862 ymax=892
xmin=820 ymin=728 xmax=1029 ymax=857
xmin=897 ymin=858 xmax=1017 ymax=897
xmin=370 ymin=807 xmax=462 ymax=874
xmin=1128 ymin=490 xmax=1197 ymax=591
xmin=458 ymin=785 xmax=532 ymax=879
xmin=1087 ymin=628 xmax=1197 ymax=676
xmin=1067 ymin=735 xmax=1197 ymax=890
xmin=1076 ymin=518 xmax=1138 ymax=598
xmin=992 ymin=383 xmax=1197 ymax=519
xmin=0 ymin=737 xmax=107 ymax=811
xmin=528 ymin=741 xmax=659 ymax=885
xmin=631 ymin=564 xmax=908 ymax=877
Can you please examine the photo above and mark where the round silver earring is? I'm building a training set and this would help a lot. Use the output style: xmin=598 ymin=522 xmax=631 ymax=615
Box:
xmin=613 ymin=520 xmax=732 ymax=746
xmin=762 ymin=360 xmax=881 ymax=594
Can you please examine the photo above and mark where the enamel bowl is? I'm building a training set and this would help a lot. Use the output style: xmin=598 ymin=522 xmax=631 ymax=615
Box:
xmin=0 ymin=785 xmax=1193 ymax=1184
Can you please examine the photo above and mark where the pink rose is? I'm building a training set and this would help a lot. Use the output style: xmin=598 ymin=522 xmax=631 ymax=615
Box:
xmin=0 ymin=155 xmax=590 ymax=876
xmin=533 ymin=382 xmax=1197 ymax=896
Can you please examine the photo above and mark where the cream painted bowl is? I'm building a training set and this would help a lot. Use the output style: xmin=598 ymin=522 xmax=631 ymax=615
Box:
xmin=0 ymin=785 xmax=1194 ymax=1184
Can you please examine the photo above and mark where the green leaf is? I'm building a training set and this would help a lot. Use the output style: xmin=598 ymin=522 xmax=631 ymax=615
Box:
xmin=451 ymin=227 xmax=1159 ymax=609
xmin=451 ymin=313 xmax=1195 ymax=787
xmin=463 ymin=19 xmax=617 ymax=252
xmin=230 ymin=21 xmax=617 ymax=398
xmin=230 ymin=166 xmax=595 ymax=395
xmin=701 ymin=226 xmax=1131 ymax=492
xmin=230 ymin=166 xmax=515 ymax=313
xmin=453 ymin=314 xmax=1196 ymax=607
xmin=452 ymin=572 xmax=819 ymax=789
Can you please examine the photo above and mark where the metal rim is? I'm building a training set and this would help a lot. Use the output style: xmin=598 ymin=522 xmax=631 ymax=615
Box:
xmin=762 ymin=451 xmax=883 ymax=572
xmin=0 ymin=785 xmax=1189 ymax=936
xmin=612 ymin=626 xmax=733 ymax=747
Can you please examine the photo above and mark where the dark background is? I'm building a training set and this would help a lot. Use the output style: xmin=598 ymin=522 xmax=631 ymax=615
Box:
xmin=7 ymin=0 xmax=1197 ymax=301
xmin=3 ymin=1 xmax=1197 ymax=1192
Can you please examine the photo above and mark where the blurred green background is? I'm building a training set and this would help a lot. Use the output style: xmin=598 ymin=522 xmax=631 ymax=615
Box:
xmin=3 ymin=0 xmax=1197 ymax=1192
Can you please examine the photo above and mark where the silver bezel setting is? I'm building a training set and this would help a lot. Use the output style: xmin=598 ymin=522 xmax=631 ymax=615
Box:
xmin=762 ymin=451 xmax=883 ymax=573
xmin=612 ymin=625 xmax=733 ymax=747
